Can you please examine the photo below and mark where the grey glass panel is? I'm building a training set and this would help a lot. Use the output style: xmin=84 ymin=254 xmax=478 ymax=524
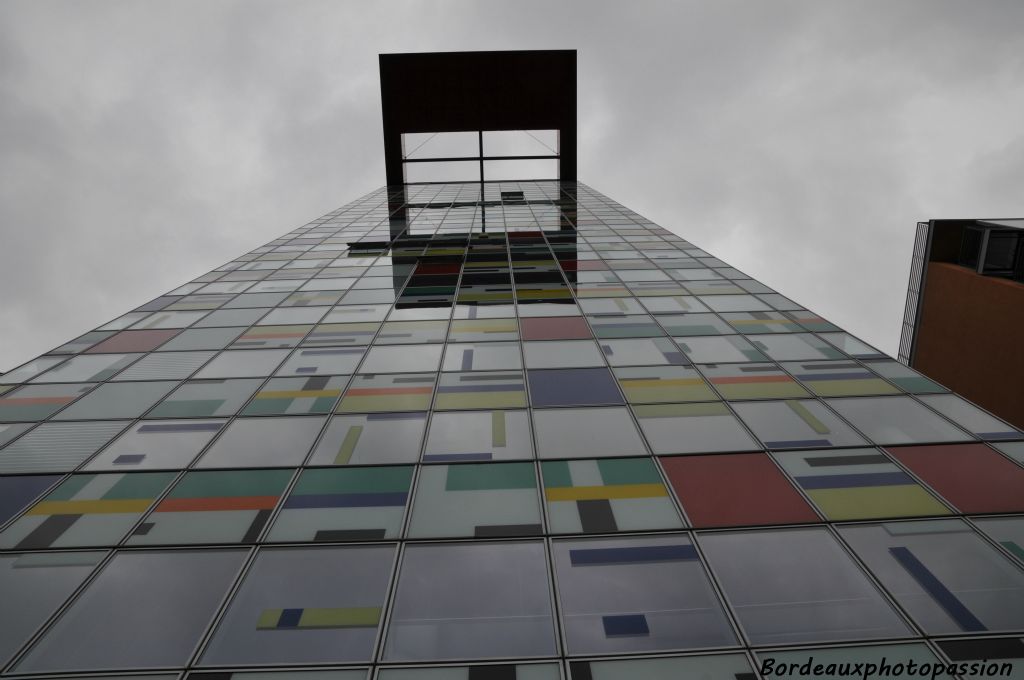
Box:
xmin=755 ymin=644 xmax=941 ymax=680
xmin=826 ymin=396 xmax=972 ymax=445
xmin=194 ymin=349 xmax=290 ymax=378
xmin=534 ymin=407 xmax=648 ymax=459
xmin=634 ymin=403 xmax=760 ymax=454
xmin=675 ymin=335 xmax=767 ymax=363
xmin=323 ymin=304 xmax=390 ymax=323
xmin=579 ymin=297 xmax=646 ymax=315
xmin=359 ymin=344 xmax=444 ymax=373
xmin=0 ymin=356 xmax=67 ymax=384
xmin=699 ymin=294 xmax=772 ymax=312
xmin=570 ymin=653 xmax=751 ymax=680
xmin=156 ymin=326 xmax=245 ymax=351
xmin=149 ymin=379 xmax=262 ymax=418
xmin=130 ymin=310 xmax=209 ymax=329
xmin=442 ymin=342 xmax=523 ymax=371
xmin=0 ymin=551 xmax=106 ymax=667
xmin=308 ymin=413 xmax=427 ymax=465
xmin=0 ymin=383 xmax=95 ymax=422
xmin=112 ymin=351 xmax=215 ymax=381
xmin=748 ymin=334 xmax=845 ymax=361
xmin=553 ymin=535 xmax=736 ymax=653
xmin=276 ymin=347 xmax=366 ymax=376
xmin=200 ymin=545 xmax=395 ymax=665
xmin=656 ymin=313 xmax=732 ymax=336
xmin=864 ymin=359 xmax=947 ymax=394
xmin=732 ymin=400 xmax=868 ymax=449
xmin=0 ymin=420 xmax=130 ymax=473
xmin=85 ymin=419 xmax=226 ymax=470
xmin=839 ymin=520 xmax=1024 ymax=634
xmin=601 ymin=337 xmax=688 ymax=366
xmin=258 ymin=306 xmax=331 ymax=325
xmin=973 ymin=517 xmax=1024 ymax=566
xmin=425 ymin=409 xmax=533 ymax=462
xmin=0 ymin=472 xmax=175 ymax=549
xmin=193 ymin=307 xmax=270 ymax=328
xmin=0 ymin=474 xmax=61 ymax=524
xmin=53 ymin=381 xmax=178 ymax=420
xmin=639 ymin=295 xmax=710 ymax=313
xmin=407 ymin=463 xmax=542 ymax=538
xmin=818 ymin=332 xmax=886 ymax=358
xmin=381 ymin=663 xmax=558 ymax=680
xmin=384 ymin=541 xmax=556 ymax=661
xmin=698 ymin=527 xmax=912 ymax=644
xmin=524 ymin=340 xmax=606 ymax=368
xmin=918 ymin=394 xmax=1022 ymax=441
xmin=195 ymin=416 xmax=324 ymax=468
xmin=993 ymin=441 xmax=1024 ymax=465
xmin=16 ymin=549 xmax=247 ymax=672
xmin=32 ymin=354 xmax=139 ymax=383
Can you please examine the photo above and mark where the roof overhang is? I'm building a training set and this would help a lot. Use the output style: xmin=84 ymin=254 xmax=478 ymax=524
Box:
xmin=379 ymin=50 xmax=577 ymax=186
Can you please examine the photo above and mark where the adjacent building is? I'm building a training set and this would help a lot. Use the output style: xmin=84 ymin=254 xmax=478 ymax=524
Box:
xmin=900 ymin=218 xmax=1024 ymax=428
xmin=1 ymin=50 xmax=1023 ymax=680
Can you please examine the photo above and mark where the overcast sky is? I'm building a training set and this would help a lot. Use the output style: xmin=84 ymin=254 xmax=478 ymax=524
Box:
xmin=2 ymin=0 xmax=1023 ymax=372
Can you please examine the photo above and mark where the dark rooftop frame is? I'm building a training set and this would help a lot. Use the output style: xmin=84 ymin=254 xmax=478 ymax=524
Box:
xmin=379 ymin=50 xmax=577 ymax=186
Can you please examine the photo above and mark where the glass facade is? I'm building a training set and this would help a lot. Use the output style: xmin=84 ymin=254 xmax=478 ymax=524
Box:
xmin=1 ymin=180 xmax=1023 ymax=679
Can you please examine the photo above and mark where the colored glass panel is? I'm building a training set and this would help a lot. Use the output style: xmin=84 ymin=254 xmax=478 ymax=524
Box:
xmin=886 ymin=443 xmax=1024 ymax=513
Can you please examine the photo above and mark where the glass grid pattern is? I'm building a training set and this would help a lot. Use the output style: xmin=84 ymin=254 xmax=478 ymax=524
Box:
xmin=1 ymin=181 xmax=1022 ymax=679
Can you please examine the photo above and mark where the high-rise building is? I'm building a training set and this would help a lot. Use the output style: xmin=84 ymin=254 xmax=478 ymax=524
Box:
xmin=1 ymin=50 xmax=1023 ymax=680
xmin=899 ymin=218 xmax=1024 ymax=428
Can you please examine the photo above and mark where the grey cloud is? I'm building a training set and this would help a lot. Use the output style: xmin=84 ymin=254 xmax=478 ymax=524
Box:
xmin=2 ymin=0 xmax=1023 ymax=370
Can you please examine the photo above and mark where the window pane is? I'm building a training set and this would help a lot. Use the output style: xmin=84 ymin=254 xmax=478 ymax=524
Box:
xmin=195 ymin=416 xmax=324 ymax=468
xmin=336 ymin=373 xmax=436 ymax=412
xmin=614 ymin=365 xmax=717 ymax=403
xmin=0 ymin=474 xmax=60 ymax=524
xmin=533 ymin=407 xmax=647 ymax=459
xmin=662 ymin=453 xmax=818 ymax=527
xmin=542 ymin=457 xmax=682 ymax=533
xmin=442 ymin=342 xmax=522 ymax=371
xmin=698 ymin=527 xmax=911 ymax=644
xmin=30 ymin=353 xmax=139 ymax=383
xmin=825 ymin=396 xmax=971 ymax=445
xmin=200 ymin=545 xmax=394 ymax=664
xmin=384 ymin=541 xmax=556 ymax=661
xmin=772 ymin=448 xmax=951 ymax=521
xmin=698 ymin=362 xmax=809 ymax=399
xmin=84 ymin=419 xmax=226 ymax=471
xmin=0 ymin=472 xmax=175 ymax=548
xmin=972 ymin=517 xmax=1024 ymax=565
xmin=553 ymin=535 xmax=736 ymax=653
xmin=194 ymin=349 xmax=290 ymax=378
xmin=0 ymin=551 xmax=106 ymax=666
xmin=783 ymin=360 xmax=900 ymax=397
xmin=149 ymin=378 xmax=263 ymax=418
xmin=733 ymin=399 xmax=867 ymax=449
xmin=308 ymin=413 xmax=427 ymax=465
xmin=886 ymin=443 xmax=1024 ymax=513
xmin=634 ymin=402 xmax=760 ymax=454
xmin=675 ymin=335 xmax=767 ymax=363
xmin=242 ymin=376 xmax=347 ymax=415
xmin=112 ymin=351 xmax=215 ymax=381
xmin=266 ymin=467 xmax=413 ymax=541
xmin=0 ymin=383 xmax=96 ymax=422
xmin=276 ymin=346 xmax=366 ymax=376
xmin=16 ymin=549 xmax=246 ymax=672
xmin=600 ymin=337 xmax=688 ymax=366
xmin=918 ymin=394 xmax=1022 ymax=441
xmin=436 ymin=370 xmax=528 ymax=409
xmin=408 ymin=463 xmax=542 ymax=538
xmin=0 ymin=420 xmax=129 ymax=473
xmin=127 ymin=469 xmax=293 ymax=545
xmin=424 ymin=409 xmax=533 ymax=462
xmin=748 ymin=334 xmax=844 ymax=361
xmin=839 ymin=520 xmax=1024 ymax=634
xmin=53 ymin=381 xmax=178 ymax=420
xmin=570 ymin=653 xmax=752 ymax=680
xmin=381 ymin=663 xmax=558 ymax=680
